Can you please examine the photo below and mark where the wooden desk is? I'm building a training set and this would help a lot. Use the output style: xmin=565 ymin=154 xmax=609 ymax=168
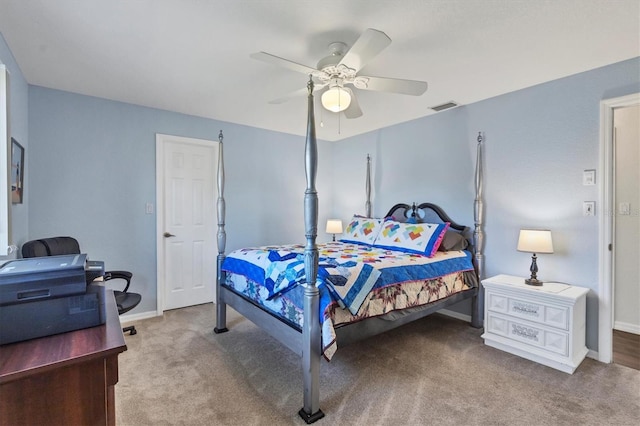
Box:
xmin=0 ymin=290 xmax=127 ymax=426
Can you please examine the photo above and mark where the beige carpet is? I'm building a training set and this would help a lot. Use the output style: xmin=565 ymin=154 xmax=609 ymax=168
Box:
xmin=116 ymin=303 xmax=639 ymax=425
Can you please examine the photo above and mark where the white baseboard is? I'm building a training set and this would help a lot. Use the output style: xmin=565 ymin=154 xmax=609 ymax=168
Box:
xmin=614 ymin=321 xmax=640 ymax=335
xmin=587 ymin=349 xmax=600 ymax=361
xmin=120 ymin=310 xmax=158 ymax=324
xmin=439 ymin=308 xmax=472 ymax=323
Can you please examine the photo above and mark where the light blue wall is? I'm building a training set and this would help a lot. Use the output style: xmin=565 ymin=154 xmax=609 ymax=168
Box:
xmin=28 ymin=87 xmax=333 ymax=314
xmin=330 ymin=57 xmax=640 ymax=350
xmin=0 ymin=32 xmax=29 ymax=257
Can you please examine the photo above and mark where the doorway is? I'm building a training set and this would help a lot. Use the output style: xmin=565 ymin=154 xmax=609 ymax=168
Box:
xmin=156 ymin=134 xmax=219 ymax=313
xmin=599 ymin=93 xmax=640 ymax=365
xmin=612 ymin=104 xmax=640 ymax=369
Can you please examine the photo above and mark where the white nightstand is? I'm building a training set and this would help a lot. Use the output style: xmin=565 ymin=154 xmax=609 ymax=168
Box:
xmin=481 ymin=274 xmax=589 ymax=374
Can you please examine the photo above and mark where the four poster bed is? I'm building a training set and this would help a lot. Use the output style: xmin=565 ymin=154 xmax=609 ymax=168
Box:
xmin=213 ymin=79 xmax=485 ymax=423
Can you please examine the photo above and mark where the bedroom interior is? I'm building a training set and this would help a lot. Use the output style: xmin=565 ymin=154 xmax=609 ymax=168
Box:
xmin=0 ymin=0 xmax=639 ymax=424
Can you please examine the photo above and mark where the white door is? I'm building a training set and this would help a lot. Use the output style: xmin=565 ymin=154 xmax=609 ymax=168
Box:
xmin=156 ymin=134 xmax=218 ymax=312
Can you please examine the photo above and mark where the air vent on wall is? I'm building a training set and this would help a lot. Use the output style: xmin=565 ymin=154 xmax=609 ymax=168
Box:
xmin=430 ymin=101 xmax=458 ymax=112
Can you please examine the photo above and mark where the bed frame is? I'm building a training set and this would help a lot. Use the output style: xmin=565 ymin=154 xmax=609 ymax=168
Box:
xmin=213 ymin=78 xmax=485 ymax=423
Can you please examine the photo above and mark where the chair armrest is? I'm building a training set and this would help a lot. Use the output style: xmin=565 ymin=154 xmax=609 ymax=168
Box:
xmin=104 ymin=270 xmax=133 ymax=293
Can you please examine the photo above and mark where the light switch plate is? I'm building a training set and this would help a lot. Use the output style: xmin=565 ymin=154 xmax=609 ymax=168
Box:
xmin=583 ymin=201 xmax=595 ymax=216
xmin=583 ymin=170 xmax=596 ymax=186
xmin=619 ymin=202 xmax=631 ymax=215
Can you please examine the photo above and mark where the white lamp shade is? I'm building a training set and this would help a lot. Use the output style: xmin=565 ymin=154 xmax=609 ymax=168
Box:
xmin=321 ymin=87 xmax=351 ymax=112
xmin=517 ymin=229 xmax=554 ymax=254
xmin=326 ymin=219 xmax=343 ymax=234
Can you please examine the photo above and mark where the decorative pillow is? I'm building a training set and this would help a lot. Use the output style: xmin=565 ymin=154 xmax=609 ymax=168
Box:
xmin=438 ymin=230 xmax=469 ymax=251
xmin=373 ymin=220 xmax=449 ymax=257
xmin=341 ymin=215 xmax=384 ymax=245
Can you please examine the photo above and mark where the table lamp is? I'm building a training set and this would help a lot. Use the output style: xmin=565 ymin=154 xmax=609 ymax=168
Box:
xmin=517 ymin=229 xmax=554 ymax=286
xmin=326 ymin=219 xmax=343 ymax=242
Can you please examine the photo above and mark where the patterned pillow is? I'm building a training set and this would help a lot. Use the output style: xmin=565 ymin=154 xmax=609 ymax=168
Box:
xmin=373 ymin=219 xmax=449 ymax=257
xmin=340 ymin=215 xmax=384 ymax=246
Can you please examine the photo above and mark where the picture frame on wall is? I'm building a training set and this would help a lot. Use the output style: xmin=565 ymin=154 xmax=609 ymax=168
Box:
xmin=11 ymin=138 xmax=24 ymax=204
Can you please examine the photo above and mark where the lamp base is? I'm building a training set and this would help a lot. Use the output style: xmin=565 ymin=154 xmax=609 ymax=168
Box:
xmin=524 ymin=278 xmax=543 ymax=286
xmin=525 ymin=253 xmax=543 ymax=286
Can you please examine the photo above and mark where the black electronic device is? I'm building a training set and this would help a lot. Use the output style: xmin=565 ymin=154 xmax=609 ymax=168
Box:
xmin=0 ymin=254 xmax=108 ymax=345
xmin=0 ymin=282 xmax=106 ymax=345
xmin=0 ymin=254 xmax=89 ymax=306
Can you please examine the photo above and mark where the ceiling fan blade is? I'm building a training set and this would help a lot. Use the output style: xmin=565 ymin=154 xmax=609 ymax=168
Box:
xmin=250 ymin=51 xmax=318 ymax=75
xmin=268 ymin=87 xmax=307 ymax=104
xmin=339 ymin=28 xmax=392 ymax=73
xmin=343 ymin=88 xmax=363 ymax=119
xmin=268 ymin=82 xmax=328 ymax=104
xmin=355 ymin=75 xmax=428 ymax=96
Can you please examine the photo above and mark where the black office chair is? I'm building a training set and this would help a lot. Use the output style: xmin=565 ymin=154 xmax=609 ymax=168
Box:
xmin=21 ymin=236 xmax=142 ymax=335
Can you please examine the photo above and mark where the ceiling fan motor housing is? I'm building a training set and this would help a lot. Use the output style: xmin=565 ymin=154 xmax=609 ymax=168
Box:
xmin=327 ymin=76 xmax=345 ymax=89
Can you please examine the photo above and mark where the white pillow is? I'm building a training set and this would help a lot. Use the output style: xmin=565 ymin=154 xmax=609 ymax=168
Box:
xmin=340 ymin=215 xmax=383 ymax=245
xmin=373 ymin=219 xmax=449 ymax=257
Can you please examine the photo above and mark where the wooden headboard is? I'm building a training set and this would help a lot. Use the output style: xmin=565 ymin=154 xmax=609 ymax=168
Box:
xmin=385 ymin=202 xmax=467 ymax=231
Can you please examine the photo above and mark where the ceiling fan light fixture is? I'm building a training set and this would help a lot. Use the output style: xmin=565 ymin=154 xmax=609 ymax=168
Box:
xmin=321 ymin=86 xmax=351 ymax=112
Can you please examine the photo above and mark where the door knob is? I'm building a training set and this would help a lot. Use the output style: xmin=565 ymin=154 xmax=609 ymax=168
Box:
xmin=163 ymin=232 xmax=176 ymax=238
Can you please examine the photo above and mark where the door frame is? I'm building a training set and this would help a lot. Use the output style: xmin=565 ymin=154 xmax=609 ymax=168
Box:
xmin=155 ymin=134 xmax=219 ymax=315
xmin=598 ymin=92 xmax=640 ymax=363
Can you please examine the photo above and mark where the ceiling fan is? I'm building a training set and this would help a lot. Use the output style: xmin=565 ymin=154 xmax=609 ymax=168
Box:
xmin=250 ymin=28 xmax=428 ymax=119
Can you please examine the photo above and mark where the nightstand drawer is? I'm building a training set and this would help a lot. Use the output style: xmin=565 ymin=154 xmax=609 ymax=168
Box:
xmin=486 ymin=291 xmax=569 ymax=330
xmin=486 ymin=313 xmax=569 ymax=356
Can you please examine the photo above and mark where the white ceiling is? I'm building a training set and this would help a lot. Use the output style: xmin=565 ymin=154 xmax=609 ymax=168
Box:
xmin=1 ymin=0 xmax=638 ymax=141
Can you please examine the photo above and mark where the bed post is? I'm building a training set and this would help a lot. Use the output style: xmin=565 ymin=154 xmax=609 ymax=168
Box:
xmin=214 ymin=130 xmax=228 ymax=334
xmin=472 ymin=131 xmax=484 ymax=328
xmin=365 ymin=154 xmax=372 ymax=218
xmin=298 ymin=77 xmax=325 ymax=424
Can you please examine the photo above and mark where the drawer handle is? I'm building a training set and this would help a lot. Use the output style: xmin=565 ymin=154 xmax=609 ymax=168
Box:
xmin=512 ymin=302 xmax=539 ymax=316
xmin=512 ymin=324 xmax=539 ymax=342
